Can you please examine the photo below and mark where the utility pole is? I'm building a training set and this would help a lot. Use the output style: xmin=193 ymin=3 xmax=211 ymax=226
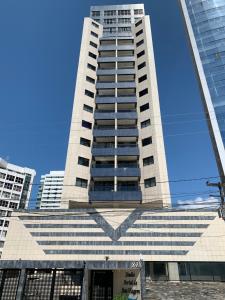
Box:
xmin=206 ymin=181 xmax=225 ymax=219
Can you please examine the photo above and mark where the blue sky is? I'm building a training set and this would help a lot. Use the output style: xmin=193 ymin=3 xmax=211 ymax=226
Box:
xmin=0 ymin=0 xmax=219 ymax=207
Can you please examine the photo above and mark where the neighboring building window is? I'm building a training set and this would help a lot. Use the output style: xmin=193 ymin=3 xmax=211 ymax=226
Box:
xmin=135 ymin=19 xmax=142 ymax=27
xmin=6 ymin=175 xmax=15 ymax=181
xmin=9 ymin=202 xmax=18 ymax=209
xmin=83 ymin=104 xmax=93 ymax=113
xmin=91 ymin=31 xmax=98 ymax=38
xmin=136 ymin=39 xmax=144 ymax=47
xmin=2 ymin=192 xmax=10 ymax=199
xmin=92 ymin=11 xmax=100 ymax=17
xmin=87 ymin=63 xmax=96 ymax=71
xmin=80 ymin=137 xmax=91 ymax=147
xmin=15 ymin=177 xmax=23 ymax=184
xmin=0 ymin=172 xmax=6 ymax=179
xmin=4 ymin=221 xmax=9 ymax=227
xmin=11 ymin=193 xmax=20 ymax=200
xmin=142 ymin=137 xmax=152 ymax=146
xmin=4 ymin=183 xmax=13 ymax=190
xmin=141 ymin=119 xmax=151 ymax=128
xmin=140 ymin=103 xmax=149 ymax=112
xmin=75 ymin=177 xmax=88 ymax=188
xmin=118 ymin=10 xmax=131 ymax=15
xmin=92 ymin=21 xmax=99 ymax=28
xmin=134 ymin=9 xmax=143 ymax=15
xmin=0 ymin=181 xmax=3 ymax=187
xmin=118 ymin=18 xmax=131 ymax=24
xmin=143 ymin=156 xmax=154 ymax=166
xmin=78 ymin=157 xmax=89 ymax=167
xmin=85 ymin=89 xmax=94 ymax=98
xmin=138 ymin=61 xmax=146 ymax=70
xmin=82 ymin=120 xmax=92 ymax=129
xmin=136 ymin=29 xmax=143 ymax=37
xmin=118 ymin=27 xmax=131 ymax=33
xmin=144 ymin=177 xmax=156 ymax=188
xmin=138 ymin=74 xmax=147 ymax=83
xmin=137 ymin=50 xmax=145 ymax=58
xmin=86 ymin=76 xmax=95 ymax=84
xmin=90 ymin=41 xmax=98 ymax=48
xmin=104 ymin=10 xmax=116 ymax=16
xmin=13 ymin=185 xmax=22 ymax=192
xmin=103 ymin=27 xmax=117 ymax=34
xmin=88 ymin=52 xmax=97 ymax=59
xmin=104 ymin=19 xmax=116 ymax=24
xmin=139 ymin=88 xmax=148 ymax=97
xmin=0 ymin=200 xmax=8 ymax=207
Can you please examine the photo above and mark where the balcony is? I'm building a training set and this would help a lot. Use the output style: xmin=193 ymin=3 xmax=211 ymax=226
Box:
xmin=97 ymin=56 xmax=135 ymax=63
xmin=93 ymin=128 xmax=139 ymax=137
xmin=95 ymin=96 xmax=137 ymax=104
xmin=92 ymin=145 xmax=139 ymax=156
xmin=97 ymin=69 xmax=135 ymax=76
xmin=89 ymin=190 xmax=142 ymax=202
xmin=96 ymin=82 xmax=136 ymax=89
xmin=91 ymin=167 xmax=140 ymax=177
xmin=94 ymin=110 xmax=137 ymax=120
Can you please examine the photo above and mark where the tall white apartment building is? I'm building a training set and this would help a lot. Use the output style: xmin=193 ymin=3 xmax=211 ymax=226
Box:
xmin=62 ymin=3 xmax=171 ymax=208
xmin=0 ymin=158 xmax=35 ymax=255
xmin=36 ymin=171 xmax=64 ymax=209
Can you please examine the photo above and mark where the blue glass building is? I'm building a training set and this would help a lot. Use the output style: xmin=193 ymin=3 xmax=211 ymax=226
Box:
xmin=180 ymin=0 xmax=225 ymax=179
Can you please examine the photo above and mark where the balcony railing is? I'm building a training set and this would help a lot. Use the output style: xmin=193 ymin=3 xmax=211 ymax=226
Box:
xmin=117 ymin=163 xmax=139 ymax=168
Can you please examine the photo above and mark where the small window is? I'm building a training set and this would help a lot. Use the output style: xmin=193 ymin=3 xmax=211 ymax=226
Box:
xmin=136 ymin=39 xmax=144 ymax=47
xmin=140 ymin=103 xmax=149 ymax=112
xmin=104 ymin=10 xmax=116 ymax=16
xmin=118 ymin=10 xmax=131 ymax=16
xmin=83 ymin=104 xmax=93 ymax=113
xmin=4 ymin=183 xmax=13 ymax=190
xmin=6 ymin=175 xmax=15 ymax=181
xmin=142 ymin=137 xmax=152 ymax=146
xmin=92 ymin=22 xmax=99 ymax=28
xmin=0 ymin=173 xmax=6 ymax=179
xmin=137 ymin=50 xmax=145 ymax=58
xmin=82 ymin=120 xmax=92 ymax=129
xmin=92 ymin=11 xmax=100 ymax=17
xmin=89 ymin=52 xmax=97 ymax=59
xmin=87 ymin=63 xmax=96 ymax=71
xmin=86 ymin=76 xmax=95 ymax=84
xmin=138 ymin=61 xmax=146 ymax=70
xmin=134 ymin=9 xmax=143 ymax=15
xmin=15 ymin=177 xmax=23 ymax=184
xmin=143 ymin=156 xmax=154 ymax=166
xmin=135 ymin=19 xmax=142 ymax=27
xmin=136 ymin=29 xmax=143 ymax=37
xmin=141 ymin=119 xmax=151 ymax=128
xmin=80 ymin=137 xmax=91 ymax=147
xmin=91 ymin=31 xmax=98 ymax=38
xmin=138 ymin=74 xmax=147 ymax=83
xmin=75 ymin=177 xmax=88 ymax=188
xmin=144 ymin=177 xmax=156 ymax=188
xmin=78 ymin=156 xmax=89 ymax=167
xmin=85 ymin=89 xmax=94 ymax=98
xmin=139 ymin=88 xmax=148 ymax=97
xmin=90 ymin=41 xmax=98 ymax=49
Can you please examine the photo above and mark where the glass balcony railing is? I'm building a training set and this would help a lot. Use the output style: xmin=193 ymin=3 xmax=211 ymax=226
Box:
xmin=117 ymin=143 xmax=138 ymax=147
xmin=93 ymin=143 xmax=115 ymax=148
xmin=117 ymin=163 xmax=139 ymax=168
xmin=92 ymin=164 xmax=115 ymax=168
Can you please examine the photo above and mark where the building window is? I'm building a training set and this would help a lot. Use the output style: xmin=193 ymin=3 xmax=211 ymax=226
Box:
xmin=6 ymin=175 xmax=15 ymax=181
xmin=86 ymin=76 xmax=95 ymax=84
xmin=140 ymin=103 xmax=149 ymax=112
xmin=104 ymin=19 xmax=116 ymax=24
xmin=78 ymin=157 xmax=89 ymax=167
xmin=134 ymin=9 xmax=143 ymax=15
xmin=118 ymin=18 xmax=131 ymax=24
xmin=136 ymin=29 xmax=143 ymax=37
xmin=90 ymin=41 xmax=98 ymax=49
xmin=137 ymin=50 xmax=145 ymax=58
xmin=0 ymin=181 xmax=3 ymax=187
xmin=2 ymin=192 xmax=10 ymax=199
xmin=138 ymin=61 xmax=146 ymax=70
xmin=143 ymin=156 xmax=154 ymax=166
xmin=138 ymin=74 xmax=147 ymax=83
xmin=0 ymin=173 xmax=6 ymax=179
xmin=118 ymin=10 xmax=131 ymax=16
xmin=118 ymin=27 xmax=131 ymax=33
xmin=85 ymin=89 xmax=94 ymax=98
xmin=92 ymin=11 xmax=100 ymax=17
xmin=139 ymin=88 xmax=148 ymax=97
xmin=103 ymin=27 xmax=117 ymax=34
xmin=135 ymin=19 xmax=142 ymax=27
xmin=9 ymin=202 xmax=18 ymax=209
xmin=92 ymin=21 xmax=99 ymax=28
xmin=142 ymin=137 xmax=152 ymax=146
xmin=75 ymin=177 xmax=88 ymax=188
xmin=87 ymin=63 xmax=96 ymax=71
xmin=88 ymin=52 xmax=97 ymax=59
xmin=104 ymin=10 xmax=116 ymax=16
xmin=82 ymin=120 xmax=92 ymax=129
xmin=4 ymin=183 xmax=13 ymax=190
xmin=136 ymin=39 xmax=144 ymax=47
xmin=15 ymin=177 xmax=23 ymax=184
xmin=4 ymin=221 xmax=9 ymax=227
xmin=80 ymin=137 xmax=91 ymax=147
xmin=11 ymin=193 xmax=20 ymax=200
xmin=141 ymin=119 xmax=151 ymax=128
xmin=144 ymin=177 xmax=156 ymax=188
xmin=83 ymin=104 xmax=93 ymax=113
xmin=91 ymin=31 xmax=98 ymax=38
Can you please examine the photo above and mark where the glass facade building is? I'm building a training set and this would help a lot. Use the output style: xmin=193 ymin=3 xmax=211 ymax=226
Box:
xmin=180 ymin=0 xmax=225 ymax=178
